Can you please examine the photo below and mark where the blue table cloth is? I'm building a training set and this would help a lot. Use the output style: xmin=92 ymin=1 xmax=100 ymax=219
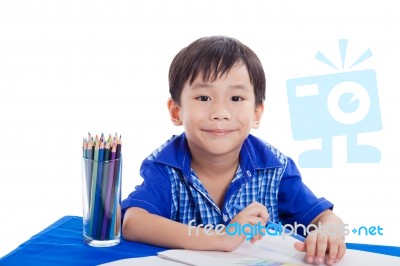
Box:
xmin=0 ymin=216 xmax=166 ymax=266
xmin=1 ymin=216 xmax=399 ymax=265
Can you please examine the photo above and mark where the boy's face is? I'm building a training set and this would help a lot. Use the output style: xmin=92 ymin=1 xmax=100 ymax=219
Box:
xmin=168 ymin=63 xmax=264 ymax=157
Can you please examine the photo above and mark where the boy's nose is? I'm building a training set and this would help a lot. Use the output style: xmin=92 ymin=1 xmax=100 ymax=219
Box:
xmin=209 ymin=105 xmax=232 ymax=120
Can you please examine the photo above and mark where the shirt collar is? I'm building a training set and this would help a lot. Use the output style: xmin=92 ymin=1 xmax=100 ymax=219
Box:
xmin=154 ymin=133 xmax=193 ymax=179
xmin=154 ymin=133 xmax=283 ymax=181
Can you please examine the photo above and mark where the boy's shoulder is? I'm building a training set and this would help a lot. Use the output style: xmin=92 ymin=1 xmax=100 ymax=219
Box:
xmin=145 ymin=133 xmax=189 ymax=170
xmin=244 ymin=134 xmax=289 ymax=169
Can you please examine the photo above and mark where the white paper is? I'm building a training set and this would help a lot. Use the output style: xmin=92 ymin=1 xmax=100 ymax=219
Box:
xmin=99 ymin=235 xmax=400 ymax=266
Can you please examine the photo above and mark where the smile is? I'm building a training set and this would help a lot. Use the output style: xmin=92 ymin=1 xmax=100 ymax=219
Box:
xmin=203 ymin=129 xmax=234 ymax=136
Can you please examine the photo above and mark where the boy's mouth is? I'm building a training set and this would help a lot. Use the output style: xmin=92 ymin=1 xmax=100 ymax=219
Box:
xmin=203 ymin=129 xmax=234 ymax=136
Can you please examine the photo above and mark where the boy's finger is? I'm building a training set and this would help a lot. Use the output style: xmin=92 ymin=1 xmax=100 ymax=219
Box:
xmin=315 ymin=234 xmax=328 ymax=264
xmin=326 ymin=238 xmax=339 ymax=265
xmin=293 ymin=242 xmax=306 ymax=252
xmin=245 ymin=216 xmax=267 ymax=226
xmin=248 ymin=201 xmax=262 ymax=207
xmin=335 ymin=240 xmax=347 ymax=262
xmin=246 ymin=205 xmax=269 ymax=222
xmin=250 ymin=236 xmax=259 ymax=244
xmin=305 ymin=235 xmax=317 ymax=263
xmin=247 ymin=201 xmax=267 ymax=212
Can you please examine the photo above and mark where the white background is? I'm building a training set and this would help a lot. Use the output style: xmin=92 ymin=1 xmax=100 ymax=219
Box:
xmin=1 ymin=0 xmax=399 ymax=257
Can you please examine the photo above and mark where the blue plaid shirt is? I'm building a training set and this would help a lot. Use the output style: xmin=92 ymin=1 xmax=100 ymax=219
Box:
xmin=122 ymin=133 xmax=333 ymax=229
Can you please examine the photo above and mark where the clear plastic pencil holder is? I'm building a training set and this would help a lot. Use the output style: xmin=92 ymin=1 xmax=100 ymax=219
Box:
xmin=82 ymin=157 xmax=122 ymax=247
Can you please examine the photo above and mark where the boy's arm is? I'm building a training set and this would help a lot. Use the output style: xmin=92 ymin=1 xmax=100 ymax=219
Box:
xmin=123 ymin=207 xmax=231 ymax=251
xmin=122 ymin=202 xmax=269 ymax=252
xmin=294 ymin=209 xmax=346 ymax=265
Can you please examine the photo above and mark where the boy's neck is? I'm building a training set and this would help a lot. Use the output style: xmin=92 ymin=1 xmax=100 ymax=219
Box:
xmin=190 ymin=148 xmax=240 ymax=180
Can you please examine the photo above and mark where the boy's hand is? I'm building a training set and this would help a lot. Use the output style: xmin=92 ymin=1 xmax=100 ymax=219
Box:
xmin=294 ymin=210 xmax=346 ymax=265
xmin=294 ymin=231 xmax=346 ymax=265
xmin=221 ymin=201 xmax=269 ymax=251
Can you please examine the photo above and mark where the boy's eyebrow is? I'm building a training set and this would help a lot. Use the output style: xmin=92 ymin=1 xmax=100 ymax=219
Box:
xmin=191 ymin=82 xmax=250 ymax=91
xmin=228 ymin=84 xmax=250 ymax=90
xmin=191 ymin=82 xmax=213 ymax=90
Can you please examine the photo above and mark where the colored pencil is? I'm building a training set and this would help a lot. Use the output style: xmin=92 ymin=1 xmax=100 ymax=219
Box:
xmin=83 ymin=142 xmax=93 ymax=215
xmin=101 ymin=142 xmax=117 ymax=239
xmin=108 ymin=136 xmax=122 ymax=237
xmin=93 ymin=141 xmax=105 ymax=238
xmin=88 ymin=138 xmax=99 ymax=236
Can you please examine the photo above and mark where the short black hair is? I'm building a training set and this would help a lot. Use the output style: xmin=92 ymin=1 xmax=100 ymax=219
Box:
xmin=168 ymin=36 xmax=266 ymax=106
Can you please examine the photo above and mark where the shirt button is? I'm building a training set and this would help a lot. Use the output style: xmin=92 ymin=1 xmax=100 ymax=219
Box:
xmin=223 ymin=214 xmax=228 ymax=222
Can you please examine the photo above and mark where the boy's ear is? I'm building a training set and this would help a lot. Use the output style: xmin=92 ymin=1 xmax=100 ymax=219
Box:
xmin=252 ymin=103 xmax=264 ymax=129
xmin=167 ymin=98 xmax=182 ymax=126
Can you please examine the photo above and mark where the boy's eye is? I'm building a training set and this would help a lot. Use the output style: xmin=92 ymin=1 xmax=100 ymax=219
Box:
xmin=196 ymin=96 xmax=211 ymax=101
xmin=231 ymin=96 xmax=243 ymax=102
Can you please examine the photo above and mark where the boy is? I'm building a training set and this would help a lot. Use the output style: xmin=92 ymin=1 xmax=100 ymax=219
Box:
xmin=122 ymin=36 xmax=346 ymax=265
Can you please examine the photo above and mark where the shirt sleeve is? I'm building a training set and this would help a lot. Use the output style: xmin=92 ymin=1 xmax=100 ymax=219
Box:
xmin=121 ymin=158 xmax=172 ymax=220
xmin=277 ymin=157 xmax=333 ymax=233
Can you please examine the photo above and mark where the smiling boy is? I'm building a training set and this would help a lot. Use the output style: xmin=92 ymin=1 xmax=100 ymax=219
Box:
xmin=122 ymin=36 xmax=346 ymax=265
